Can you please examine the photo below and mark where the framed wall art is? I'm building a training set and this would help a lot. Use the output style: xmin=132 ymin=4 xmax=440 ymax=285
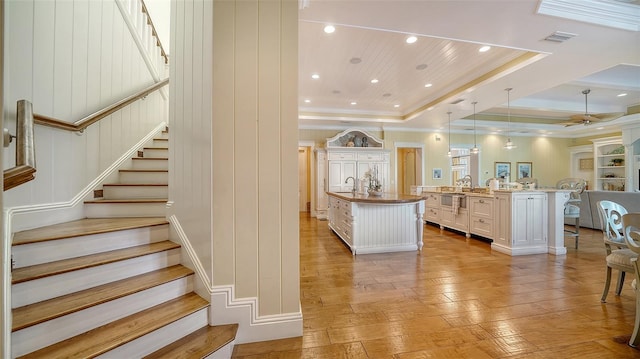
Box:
xmin=516 ymin=162 xmax=532 ymax=179
xmin=494 ymin=162 xmax=511 ymax=179
xmin=432 ymin=168 xmax=442 ymax=179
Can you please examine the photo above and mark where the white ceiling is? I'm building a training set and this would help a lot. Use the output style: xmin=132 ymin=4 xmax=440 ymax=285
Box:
xmin=298 ymin=0 xmax=640 ymax=137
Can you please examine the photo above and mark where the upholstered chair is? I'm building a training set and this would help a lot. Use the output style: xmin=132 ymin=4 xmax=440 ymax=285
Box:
xmin=597 ymin=200 xmax=634 ymax=303
xmin=556 ymin=178 xmax=587 ymax=249
xmin=622 ymin=213 xmax=640 ymax=348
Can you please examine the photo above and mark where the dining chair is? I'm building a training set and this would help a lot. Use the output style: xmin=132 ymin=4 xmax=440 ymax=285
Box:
xmin=596 ymin=200 xmax=634 ymax=303
xmin=556 ymin=178 xmax=586 ymax=249
xmin=622 ymin=213 xmax=640 ymax=347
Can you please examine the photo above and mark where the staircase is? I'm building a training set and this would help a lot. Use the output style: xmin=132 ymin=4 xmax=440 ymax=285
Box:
xmin=10 ymin=129 xmax=237 ymax=358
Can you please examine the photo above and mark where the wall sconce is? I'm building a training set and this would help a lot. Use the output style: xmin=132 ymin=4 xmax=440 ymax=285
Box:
xmin=435 ymin=134 xmax=441 ymax=142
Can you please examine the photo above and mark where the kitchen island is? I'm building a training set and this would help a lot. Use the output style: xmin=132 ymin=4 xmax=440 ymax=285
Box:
xmin=327 ymin=192 xmax=425 ymax=255
xmin=420 ymin=188 xmax=573 ymax=256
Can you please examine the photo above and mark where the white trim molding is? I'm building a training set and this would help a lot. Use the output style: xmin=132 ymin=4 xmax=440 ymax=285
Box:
xmin=210 ymin=285 xmax=303 ymax=344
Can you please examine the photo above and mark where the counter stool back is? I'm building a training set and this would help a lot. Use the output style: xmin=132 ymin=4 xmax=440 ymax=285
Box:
xmin=597 ymin=200 xmax=633 ymax=303
xmin=622 ymin=213 xmax=640 ymax=348
xmin=557 ymin=178 xmax=586 ymax=249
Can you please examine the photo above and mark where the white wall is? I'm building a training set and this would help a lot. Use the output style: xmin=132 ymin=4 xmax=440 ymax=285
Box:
xmin=3 ymin=0 xmax=167 ymax=215
xmin=170 ymin=0 xmax=301 ymax=342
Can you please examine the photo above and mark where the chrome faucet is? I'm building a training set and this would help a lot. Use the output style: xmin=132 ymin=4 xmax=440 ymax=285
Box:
xmin=345 ymin=176 xmax=356 ymax=195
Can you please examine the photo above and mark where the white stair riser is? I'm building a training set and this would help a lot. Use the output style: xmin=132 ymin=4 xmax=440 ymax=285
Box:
xmin=206 ymin=341 xmax=234 ymax=359
xmin=103 ymin=185 xmax=168 ymax=199
xmin=142 ymin=148 xmax=169 ymax=158
xmin=85 ymin=202 xmax=167 ymax=218
xmin=156 ymin=132 xmax=169 ymax=140
xmin=118 ymin=171 xmax=168 ymax=184
xmin=12 ymin=225 xmax=169 ymax=268
xmin=96 ymin=308 xmax=208 ymax=359
xmin=12 ymin=249 xmax=181 ymax=307
xmin=131 ymin=158 xmax=168 ymax=170
xmin=12 ymin=276 xmax=193 ymax=358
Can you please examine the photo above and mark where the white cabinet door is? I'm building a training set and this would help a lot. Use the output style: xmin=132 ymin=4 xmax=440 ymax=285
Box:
xmin=493 ymin=193 xmax=510 ymax=248
xmin=511 ymin=193 xmax=547 ymax=247
xmin=528 ymin=194 xmax=547 ymax=245
xmin=328 ymin=161 xmax=356 ymax=192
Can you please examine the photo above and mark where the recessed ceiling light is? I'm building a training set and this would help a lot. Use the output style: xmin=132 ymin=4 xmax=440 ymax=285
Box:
xmin=371 ymin=79 xmax=379 ymax=84
xmin=350 ymin=102 xmax=357 ymax=105
xmin=323 ymin=25 xmax=335 ymax=34
xmin=617 ymin=93 xmax=627 ymax=97
xmin=597 ymin=127 xmax=604 ymax=130
xmin=304 ymin=99 xmax=311 ymax=103
xmin=479 ymin=45 xmax=491 ymax=52
xmin=427 ymin=107 xmax=434 ymax=111
xmin=416 ymin=64 xmax=428 ymax=70
xmin=394 ymin=104 xmax=400 ymax=108
xmin=424 ymin=83 xmax=433 ymax=88
xmin=350 ymin=57 xmax=362 ymax=64
xmin=311 ymin=74 xmax=320 ymax=79
xmin=406 ymin=36 xmax=417 ymax=44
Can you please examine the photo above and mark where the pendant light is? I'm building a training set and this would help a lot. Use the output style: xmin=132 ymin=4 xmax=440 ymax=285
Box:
xmin=447 ymin=111 xmax=452 ymax=157
xmin=470 ymin=102 xmax=479 ymax=154
xmin=504 ymin=87 xmax=517 ymax=150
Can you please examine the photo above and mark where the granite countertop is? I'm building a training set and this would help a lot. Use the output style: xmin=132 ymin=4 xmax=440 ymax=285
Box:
xmin=327 ymin=192 xmax=424 ymax=204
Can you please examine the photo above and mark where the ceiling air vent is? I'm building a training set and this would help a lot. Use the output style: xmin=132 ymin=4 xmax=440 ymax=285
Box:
xmin=544 ymin=31 xmax=577 ymax=43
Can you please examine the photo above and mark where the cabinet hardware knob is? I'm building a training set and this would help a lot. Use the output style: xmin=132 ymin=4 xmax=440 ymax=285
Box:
xmin=479 ymin=200 xmax=484 ymax=203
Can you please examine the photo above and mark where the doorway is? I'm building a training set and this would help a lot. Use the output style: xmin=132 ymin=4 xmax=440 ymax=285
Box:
xmin=298 ymin=147 xmax=311 ymax=212
xmin=396 ymin=146 xmax=423 ymax=194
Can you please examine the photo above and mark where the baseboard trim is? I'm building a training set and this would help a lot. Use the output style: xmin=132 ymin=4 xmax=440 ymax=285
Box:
xmin=210 ymin=285 xmax=302 ymax=344
xmin=7 ymin=122 xmax=168 ymax=233
xmin=168 ymin=216 xmax=303 ymax=344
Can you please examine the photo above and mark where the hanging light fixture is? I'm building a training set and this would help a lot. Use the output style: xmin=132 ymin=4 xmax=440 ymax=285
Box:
xmin=470 ymin=102 xmax=479 ymax=154
xmin=447 ymin=111 xmax=452 ymax=157
xmin=504 ymin=87 xmax=517 ymax=150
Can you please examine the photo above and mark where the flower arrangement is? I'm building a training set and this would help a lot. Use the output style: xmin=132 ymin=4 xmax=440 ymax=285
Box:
xmin=363 ymin=165 xmax=382 ymax=194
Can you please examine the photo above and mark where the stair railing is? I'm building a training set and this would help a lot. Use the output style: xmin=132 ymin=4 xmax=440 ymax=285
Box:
xmin=3 ymin=78 xmax=169 ymax=191
xmin=3 ymin=101 xmax=36 ymax=191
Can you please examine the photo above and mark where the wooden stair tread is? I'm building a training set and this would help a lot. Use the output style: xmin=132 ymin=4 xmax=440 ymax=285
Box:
xmin=143 ymin=147 xmax=169 ymax=150
xmin=119 ymin=169 xmax=168 ymax=172
xmin=132 ymin=157 xmax=168 ymax=160
xmin=12 ymin=265 xmax=194 ymax=331
xmin=143 ymin=324 xmax=238 ymax=359
xmin=12 ymin=241 xmax=180 ymax=284
xmin=102 ymin=183 xmax=168 ymax=187
xmin=17 ymin=293 xmax=208 ymax=359
xmin=13 ymin=217 xmax=169 ymax=245
xmin=84 ymin=198 xmax=168 ymax=204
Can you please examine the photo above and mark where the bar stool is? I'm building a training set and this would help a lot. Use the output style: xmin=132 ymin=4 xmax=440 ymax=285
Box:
xmin=556 ymin=178 xmax=586 ymax=249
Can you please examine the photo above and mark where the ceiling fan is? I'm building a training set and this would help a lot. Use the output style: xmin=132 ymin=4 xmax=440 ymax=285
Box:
xmin=558 ymin=89 xmax=624 ymax=127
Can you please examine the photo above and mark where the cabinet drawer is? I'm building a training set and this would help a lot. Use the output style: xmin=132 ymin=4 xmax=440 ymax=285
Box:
xmin=470 ymin=197 xmax=494 ymax=217
xmin=424 ymin=193 xmax=439 ymax=206
xmin=357 ymin=152 xmax=384 ymax=161
xmin=425 ymin=206 xmax=440 ymax=222
xmin=328 ymin=152 xmax=356 ymax=160
xmin=470 ymin=216 xmax=493 ymax=239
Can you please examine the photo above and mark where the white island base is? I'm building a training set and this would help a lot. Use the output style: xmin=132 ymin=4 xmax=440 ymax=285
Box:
xmin=327 ymin=192 xmax=425 ymax=255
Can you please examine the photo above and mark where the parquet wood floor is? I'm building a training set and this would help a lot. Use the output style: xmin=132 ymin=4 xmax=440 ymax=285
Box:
xmin=232 ymin=213 xmax=640 ymax=358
